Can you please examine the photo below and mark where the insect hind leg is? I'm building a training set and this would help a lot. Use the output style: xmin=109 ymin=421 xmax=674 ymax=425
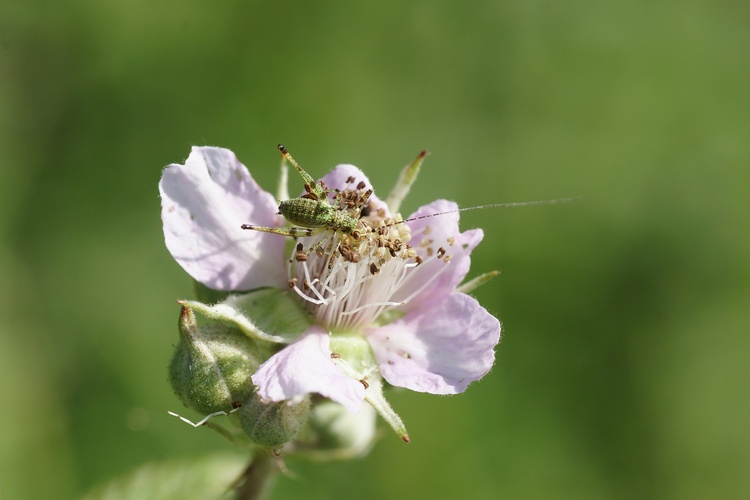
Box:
xmin=278 ymin=144 xmax=328 ymax=201
xmin=241 ymin=224 xmax=322 ymax=238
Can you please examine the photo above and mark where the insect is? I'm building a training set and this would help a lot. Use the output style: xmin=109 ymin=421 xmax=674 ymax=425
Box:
xmin=241 ymin=144 xmax=577 ymax=253
xmin=241 ymin=144 xmax=371 ymax=243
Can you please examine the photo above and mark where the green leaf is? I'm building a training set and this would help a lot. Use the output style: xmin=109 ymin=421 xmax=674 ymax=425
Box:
xmin=82 ymin=452 xmax=248 ymax=500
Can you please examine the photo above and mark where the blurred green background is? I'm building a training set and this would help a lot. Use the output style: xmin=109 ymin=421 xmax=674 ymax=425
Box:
xmin=2 ymin=1 xmax=749 ymax=498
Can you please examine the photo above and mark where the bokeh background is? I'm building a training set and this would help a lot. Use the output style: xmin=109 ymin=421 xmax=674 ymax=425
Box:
xmin=2 ymin=1 xmax=749 ymax=498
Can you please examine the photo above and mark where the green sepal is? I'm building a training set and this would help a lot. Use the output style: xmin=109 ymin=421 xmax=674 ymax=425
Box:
xmin=457 ymin=270 xmax=500 ymax=295
xmin=328 ymin=333 xmax=409 ymax=442
xmin=385 ymin=149 xmax=427 ymax=215
xmin=365 ymin=377 xmax=410 ymax=443
xmin=181 ymin=288 xmax=310 ymax=346
xmin=230 ymin=288 xmax=311 ymax=344
xmin=329 ymin=331 xmax=378 ymax=378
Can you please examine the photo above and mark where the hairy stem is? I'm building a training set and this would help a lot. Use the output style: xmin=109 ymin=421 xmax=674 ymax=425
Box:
xmin=234 ymin=451 xmax=278 ymax=500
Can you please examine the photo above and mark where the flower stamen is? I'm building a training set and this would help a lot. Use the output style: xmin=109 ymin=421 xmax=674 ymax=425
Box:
xmin=286 ymin=202 xmax=428 ymax=329
xmin=340 ymin=300 xmax=405 ymax=316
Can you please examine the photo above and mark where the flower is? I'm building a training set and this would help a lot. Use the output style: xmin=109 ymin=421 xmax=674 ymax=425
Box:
xmin=160 ymin=146 xmax=501 ymax=439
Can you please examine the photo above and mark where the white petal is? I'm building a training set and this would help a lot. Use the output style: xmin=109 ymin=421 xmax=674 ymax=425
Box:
xmin=159 ymin=147 xmax=286 ymax=291
xmin=367 ymin=293 xmax=501 ymax=394
xmin=252 ymin=327 xmax=366 ymax=413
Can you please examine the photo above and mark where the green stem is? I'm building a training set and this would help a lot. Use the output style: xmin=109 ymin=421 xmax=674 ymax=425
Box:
xmin=234 ymin=450 xmax=278 ymax=500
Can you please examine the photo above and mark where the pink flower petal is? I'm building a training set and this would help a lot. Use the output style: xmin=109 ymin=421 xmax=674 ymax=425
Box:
xmin=159 ymin=147 xmax=287 ymax=291
xmin=393 ymin=199 xmax=483 ymax=312
xmin=252 ymin=327 xmax=366 ymax=413
xmin=367 ymin=293 xmax=501 ymax=394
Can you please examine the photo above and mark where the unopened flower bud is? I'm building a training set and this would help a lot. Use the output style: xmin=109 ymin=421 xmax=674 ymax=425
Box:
xmin=240 ymin=392 xmax=311 ymax=448
xmin=169 ymin=305 xmax=262 ymax=414
xmin=295 ymin=400 xmax=377 ymax=460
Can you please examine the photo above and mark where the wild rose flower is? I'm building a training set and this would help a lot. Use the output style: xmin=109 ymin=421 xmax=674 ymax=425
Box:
xmin=160 ymin=146 xmax=501 ymax=440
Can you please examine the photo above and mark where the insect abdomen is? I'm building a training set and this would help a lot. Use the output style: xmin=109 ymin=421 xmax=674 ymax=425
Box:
xmin=278 ymin=197 xmax=357 ymax=233
xmin=279 ymin=198 xmax=333 ymax=229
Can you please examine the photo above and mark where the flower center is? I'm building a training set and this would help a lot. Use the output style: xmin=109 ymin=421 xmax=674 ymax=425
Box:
xmin=286 ymin=202 xmax=453 ymax=331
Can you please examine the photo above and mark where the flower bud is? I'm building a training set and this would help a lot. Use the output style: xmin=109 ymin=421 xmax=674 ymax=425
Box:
xmin=294 ymin=400 xmax=377 ymax=460
xmin=240 ymin=392 xmax=311 ymax=448
xmin=169 ymin=305 xmax=262 ymax=414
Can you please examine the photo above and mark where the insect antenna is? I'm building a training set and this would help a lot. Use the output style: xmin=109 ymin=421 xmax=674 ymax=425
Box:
xmin=374 ymin=197 xmax=580 ymax=230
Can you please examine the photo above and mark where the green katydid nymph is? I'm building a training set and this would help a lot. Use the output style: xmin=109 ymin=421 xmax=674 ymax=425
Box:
xmin=241 ymin=144 xmax=370 ymax=242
